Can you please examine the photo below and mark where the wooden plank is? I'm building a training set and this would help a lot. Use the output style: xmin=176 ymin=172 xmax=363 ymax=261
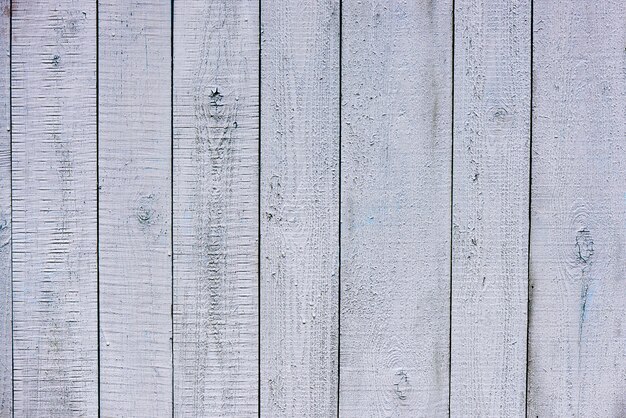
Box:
xmin=11 ymin=0 xmax=98 ymax=415
xmin=260 ymin=0 xmax=339 ymax=416
xmin=98 ymin=1 xmax=172 ymax=415
xmin=172 ymin=1 xmax=258 ymax=416
xmin=451 ymin=0 xmax=530 ymax=415
xmin=0 ymin=0 xmax=10 ymax=415
xmin=528 ymin=1 xmax=626 ymax=416
xmin=340 ymin=1 xmax=452 ymax=416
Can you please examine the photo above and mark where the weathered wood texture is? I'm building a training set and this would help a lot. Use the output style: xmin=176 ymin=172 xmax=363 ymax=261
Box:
xmin=173 ymin=1 xmax=259 ymax=416
xmin=451 ymin=0 xmax=530 ymax=415
xmin=0 ymin=0 xmax=9 ymax=415
xmin=528 ymin=1 xmax=626 ymax=416
xmin=98 ymin=1 xmax=172 ymax=415
xmin=260 ymin=0 xmax=340 ymax=416
xmin=11 ymin=0 xmax=98 ymax=415
xmin=340 ymin=2 xmax=452 ymax=416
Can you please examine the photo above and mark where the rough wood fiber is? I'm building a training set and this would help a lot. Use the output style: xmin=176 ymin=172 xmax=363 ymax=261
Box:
xmin=98 ymin=1 xmax=172 ymax=415
xmin=0 ymin=0 xmax=13 ymax=417
xmin=260 ymin=0 xmax=339 ymax=416
xmin=451 ymin=0 xmax=530 ymax=415
xmin=173 ymin=1 xmax=258 ymax=416
xmin=528 ymin=1 xmax=626 ymax=416
xmin=11 ymin=0 xmax=98 ymax=415
xmin=0 ymin=1 xmax=9 ymax=415
xmin=340 ymin=2 xmax=452 ymax=416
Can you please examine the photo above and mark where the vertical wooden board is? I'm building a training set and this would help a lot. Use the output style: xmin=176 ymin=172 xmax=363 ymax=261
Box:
xmin=173 ymin=1 xmax=258 ymax=416
xmin=528 ymin=1 xmax=626 ymax=416
xmin=11 ymin=0 xmax=98 ymax=415
xmin=451 ymin=0 xmax=530 ymax=415
xmin=340 ymin=1 xmax=452 ymax=416
xmin=260 ymin=0 xmax=339 ymax=416
xmin=0 ymin=0 xmax=9 ymax=415
xmin=98 ymin=1 xmax=172 ymax=415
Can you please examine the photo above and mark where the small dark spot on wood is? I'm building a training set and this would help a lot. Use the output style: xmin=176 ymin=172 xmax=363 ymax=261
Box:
xmin=2 ymin=5 xmax=10 ymax=17
xmin=52 ymin=55 xmax=60 ymax=66
xmin=575 ymin=228 xmax=594 ymax=264
xmin=393 ymin=370 xmax=410 ymax=401
xmin=471 ymin=237 xmax=477 ymax=246
xmin=490 ymin=106 xmax=509 ymax=123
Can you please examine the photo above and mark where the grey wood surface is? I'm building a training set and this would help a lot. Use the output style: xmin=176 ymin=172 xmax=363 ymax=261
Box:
xmin=340 ymin=1 xmax=453 ymax=416
xmin=527 ymin=0 xmax=626 ymax=416
xmin=173 ymin=1 xmax=259 ymax=416
xmin=2 ymin=2 xmax=625 ymax=416
xmin=11 ymin=0 xmax=98 ymax=415
xmin=451 ymin=0 xmax=531 ymax=416
xmin=98 ymin=1 xmax=172 ymax=415
xmin=260 ymin=0 xmax=340 ymax=416
xmin=0 ymin=0 xmax=9 ymax=415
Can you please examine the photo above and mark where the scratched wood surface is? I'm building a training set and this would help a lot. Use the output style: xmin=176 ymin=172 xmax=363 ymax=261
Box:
xmin=3 ymin=2 xmax=626 ymax=417
xmin=11 ymin=0 xmax=98 ymax=415
xmin=340 ymin=1 xmax=453 ymax=416
xmin=98 ymin=1 xmax=172 ymax=416
xmin=527 ymin=1 xmax=626 ymax=416
xmin=260 ymin=1 xmax=340 ymax=416
xmin=0 ymin=0 xmax=9 ymax=416
xmin=451 ymin=0 xmax=530 ymax=416
xmin=173 ymin=0 xmax=259 ymax=416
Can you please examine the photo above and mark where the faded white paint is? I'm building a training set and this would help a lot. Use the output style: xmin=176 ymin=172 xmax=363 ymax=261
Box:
xmin=11 ymin=0 xmax=98 ymax=415
xmin=528 ymin=1 xmax=626 ymax=416
xmin=0 ymin=0 xmax=10 ymax=415
xmin=173 ymin=0 xmax=259 ymax=416
xmin=98 ymin=1 xmax=172 ymax=416
xmin=2 ymin=2 xmax=625 ymax=416
xmin=260 ymin=0 xmax=340 ymax=416
xmin=451 ymin=0 xmax=530 ymax=415
xmin=340 ymin=1 xmax=452 ymax=416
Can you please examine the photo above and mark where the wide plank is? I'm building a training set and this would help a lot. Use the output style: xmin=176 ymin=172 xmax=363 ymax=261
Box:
xmin=173 ymin=0 xmax=259 ymax=416
xmin=340 ymin=1 xmax=453 ymax=416
xmin=98 ymin=1 xmax=172 ymax=415
xmin=527 ymin=1 xmax=626 ymax=416
xmin=11 ymin=0 xmax=98 ymax=414
xmin=260 ymin=0 xmax=340 ymax=416
xmin=451 ymin=0 xmax=530 ymax=415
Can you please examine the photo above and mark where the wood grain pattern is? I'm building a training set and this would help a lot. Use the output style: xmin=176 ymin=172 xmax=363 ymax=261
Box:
xmin=173 ymin=1 xmax=258 ymax=416
xmin=451 ymin=0 xmax=530 ymax=415
xmin=11 ymin=0 xmax=98 ymax=415
xmin=528 ymin=1 xmax=626 ymax=416
xmin=260 ymin=0 xmax=339 ymax=416
xmin=98 ymin=1 xmax=172 ymax=415
xmin=0 ymin=0 xmax=10 ymax=415
xmin=340 ymin=1 xmax=452 ymax=416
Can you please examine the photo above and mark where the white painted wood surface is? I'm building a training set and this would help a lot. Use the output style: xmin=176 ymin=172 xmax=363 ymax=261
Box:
xmin=3 ymin=3 xmax=626 ymax=416
xmin=98 ymin=1 xmax=172 ymax=415
xmin=260 ymin=0 xmax=340 ymax=416
xmin=11 ymin=0 xmax=98 ymax=415
xmin=451 ymin=0 xmax=530 ymax=416
xmin=0 ymin=1 xmax=10 ymax=415
xmin=340 ymin=2 xmax=452 ymax=416
xmin=528 ymin=1 xmax=626 ymax=416
xmin=173 ymin=1 xmax=258 ymax=416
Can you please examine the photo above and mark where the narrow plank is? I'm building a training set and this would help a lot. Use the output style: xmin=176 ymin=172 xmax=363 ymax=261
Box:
xmin=0 ymin=0 xmax=10 ymax=415
xmin=11 ymin=0 xmax=98 ymax=415
xmin=98 ymin=1 xmax=172 ymax=415
xmin=260 ymin=0 xmax=340 ymax=416
xmin=173 ymin=1 xmax=258 ymax=416
xmin=451 ymin=0 xmax=530 ymax=415
xmin=528 ymin=1 xmax=626 ymax=416
xmin=340 ymin=1 xmax=452 ymax=416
